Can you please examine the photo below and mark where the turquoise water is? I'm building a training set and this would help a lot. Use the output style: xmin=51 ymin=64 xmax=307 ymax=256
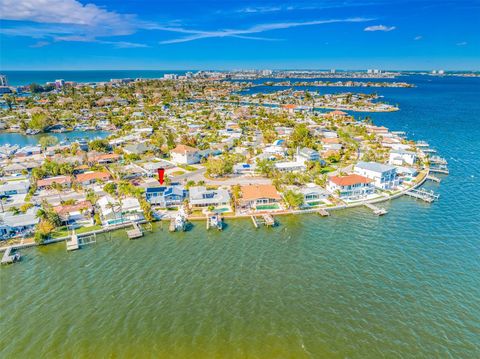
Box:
xmin=0 ymin=131 xmax=110 ymax=146
xmin=1 ymin=75 xmax=479 ymax=358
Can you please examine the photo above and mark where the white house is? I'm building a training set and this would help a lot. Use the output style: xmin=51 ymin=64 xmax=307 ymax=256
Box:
xmin=97 ymin=195 xmax=144 ymax=225
xmin=388 ymin=150 xmax=417 ymax=166
xmin=296 ymin=147 xmax=320 ymax=164
xmin=0 ymin=180 xmax=29 ymax=196
xmin=145 ymin=185 xmax=186 ymax=207
xmin=188 ymin=186 xmax=230 ymax=208
xmin=170 ymin=144 xmax=201 ymax=165
xmin=0 ymin=207 xmax=39 ymax=240
xmin=274 ymin=161 xmax=307 ymax=173
xmin=327 ymin=174 xmax=375 ymax=200
xmin=354 ymin=161 xmax=399 ymax=190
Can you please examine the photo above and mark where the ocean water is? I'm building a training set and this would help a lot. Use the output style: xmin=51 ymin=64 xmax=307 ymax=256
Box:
xmin=0 ymin=131 xmax=110 ymax=147
xmin=1 ymin=75 xmax=479 ymax=358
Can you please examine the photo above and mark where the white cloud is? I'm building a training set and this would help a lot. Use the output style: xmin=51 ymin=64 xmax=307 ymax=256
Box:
xmin=414 ymin=35 xmax=423 ymax=40
xmin=160 ymin=17 xmax=373 ymax=44
xmin=364 ymin=24 xmax=396 ymax=32
xmin=456 ymin=41 xmax=467 ymax=46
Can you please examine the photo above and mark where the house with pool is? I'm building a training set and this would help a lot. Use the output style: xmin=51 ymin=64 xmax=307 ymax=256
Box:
xmin=238 ymin=184 xmax=283 ymax=212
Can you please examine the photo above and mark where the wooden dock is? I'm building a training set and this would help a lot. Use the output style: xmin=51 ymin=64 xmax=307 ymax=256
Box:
xmin=426 ymin=175 xmax=441 ymax=183
xmin=317 ymin=208 xmax=330 ymax=217
xmin=1 ymin=246 xmax=21 ymax=265
xmin=364 ymin=202 xmax=388 ymax=216
xmin=429 ymin=166 xmax=449 ymax=175
xmin=169 ymin=219 xmax=176 ymax=232
xmin=405 ymin=188 xmax=440 ymax=203
xmin=251 ymin=215 xmax=259 ymax=228
xmin=429 ymin=156 xmax=447 ymax=165
xmin=66 ymin=231 xmax=80 ymax=251
xmin=262 ymin=214 xmax=275 ymax=226
xmin=126 ymin=222 xmax=143 ymax=239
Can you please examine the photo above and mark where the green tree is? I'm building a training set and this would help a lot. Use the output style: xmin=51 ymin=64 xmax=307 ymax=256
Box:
xmin=39 ymin=135 xmax=59 ymax=150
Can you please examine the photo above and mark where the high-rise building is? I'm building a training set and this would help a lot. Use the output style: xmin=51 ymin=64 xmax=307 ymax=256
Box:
xmin=0 ymin=75 xmax=8 ymax=86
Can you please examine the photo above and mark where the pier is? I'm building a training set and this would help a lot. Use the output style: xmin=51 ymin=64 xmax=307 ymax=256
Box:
xmin=429 ymin=166 xmax=449 ymax=175
xmin=317 ymin=208 xmax=330 ymax=217
xmin=251 ymin=215 xmax=259 ymax=228
xmin=66 ymin=230 xmax=80 ymax=251
xmin=364 ymin=202 xmax=388 ymax=216
xmin=251 ymin=214 xmax=276 ymax=227
xmin=126 ymin=222 xmax=143 ymax=239
xmin=426 ymin=175 xmax=441 ymax=183
xmin=429 ymin=156 xmax=447 ymax=165
xmin=405 ymin=188 xmax=440 ymax=203
xmin=206 ymin=214 xmax=223 ymax=230
xmin=1 ymin=246 xmax=21 ymax=265
xmin=169 ymin=219 xmax=176 ymax=232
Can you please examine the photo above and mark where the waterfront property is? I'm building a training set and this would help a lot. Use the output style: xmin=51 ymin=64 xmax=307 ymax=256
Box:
xmin=239 ymin=184 xmax=282 ymax=211
xmin=327 ymin=174 xmax=375 ymax=200
xmin=188 ymin=186 xmax=231 ymax=209
xmin=145 ymin=185 xmax=186 ymax=208
xmin=354 ymin=161 xmax=399 ymax=190
xmin=97 ymin=195 xmax=144 ymax=225
xmin=0 ymin=207 xmax=39 ymax=240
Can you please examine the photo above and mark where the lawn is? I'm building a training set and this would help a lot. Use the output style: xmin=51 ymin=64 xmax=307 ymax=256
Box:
xmin=178 ymin=164 xmax=197 ymax=171
xmin=51 ymin=225 xmax=103 ymax=238
xmin=171 ymin=170 xmax=186 ymax=176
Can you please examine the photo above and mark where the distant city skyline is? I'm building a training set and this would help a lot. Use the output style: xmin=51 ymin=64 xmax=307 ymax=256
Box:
xmin=0 ymin=0 xmax=479 ymax=71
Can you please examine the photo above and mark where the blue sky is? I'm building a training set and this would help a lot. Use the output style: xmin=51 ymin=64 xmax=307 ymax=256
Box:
xmin=0 ymin=0 xmax=479 ymax=70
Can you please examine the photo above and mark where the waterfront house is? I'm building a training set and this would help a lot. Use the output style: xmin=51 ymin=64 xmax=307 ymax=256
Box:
xmin=97 ymin=195 xmax=144 ymax=225
xmin=239 ymin=184 xmax=282 ymax=211
xmin=327 ymin=174 xmax=375 ymax=200
xmin=188 ymin=186 xmax=230 ymax=209
xmin=298 ymin=184 xmax=330 ymax=206
xmin=388 ymin=150 xmax=417 ymax=166
xmin=145 ymin=185 xmax=186 ymax=207
xmin=0 ymin=207 xmax=39 ymax=240
xmin=53 ymin=200 xmax=94 ymax=227
xmin=354 ymin=161 xmax=399 ymax=190
xmin=123 ymin=142 xmax=154 ymax=155
xmin=170 ymin=144 xmax=201 ymax=165
xmin=37 ymin=175 xmax=72 ymax=190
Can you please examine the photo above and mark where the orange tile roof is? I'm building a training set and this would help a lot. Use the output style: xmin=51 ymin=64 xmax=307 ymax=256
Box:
xmin=37 ymin=175 xmax=72 ymax=187
xmin=329 ymin=174 xmax=372 ymax=186
xmin=321 ymin=137 xmax=340 ymax=144
xmin=171 ymin=144 xmax=199 ymax=154
xmin=53 ymin=201 xmax=93 ymax=216
xmin=329 ymin=110 xmax=347 ymax=116
xmin=240 ymin=184 xmax=281 ymax=201
xmin=76 ymin=171 xmax=111 ymax=183
xmin=283 ymin=104 xmax=297 ymax=109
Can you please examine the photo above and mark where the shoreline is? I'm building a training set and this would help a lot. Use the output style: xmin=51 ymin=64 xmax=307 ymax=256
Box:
xmin=0 ymin=169 xmax=430 ymax=254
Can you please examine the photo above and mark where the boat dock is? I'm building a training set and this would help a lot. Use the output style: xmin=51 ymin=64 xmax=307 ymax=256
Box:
xmin=423 ymin=148 xmax=437 ymax=153
xmin=251 ymin=214 xmax=276 ymax=227
xmin=206 ymin=214 xmax=223 ymax=230
xmin=317 ymin=208 xmax=330 ymax=217
xmin=1 ymin=246 xmax=21 ymax=265
xmin=405 ymin=188 xmax=440 ymax=203
xmin=416 ymin=141 xmax=430 ymax=147
xmin=426 ymin=175 xmax=441 ymax=183
xmin=430 ymin=167 xmax=449 ymax=175
xmin=429 ymin=156 xmax=448 ymax=165
xmin=364 ymin=202 xmax=388 ymax=216
xmin=126 ymin=222 xmax=143 ymax=239
xmin=169 ymin=219 xmax=176 ymax=232
xmin=66 ymin=230 xmax=80 ymax=251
